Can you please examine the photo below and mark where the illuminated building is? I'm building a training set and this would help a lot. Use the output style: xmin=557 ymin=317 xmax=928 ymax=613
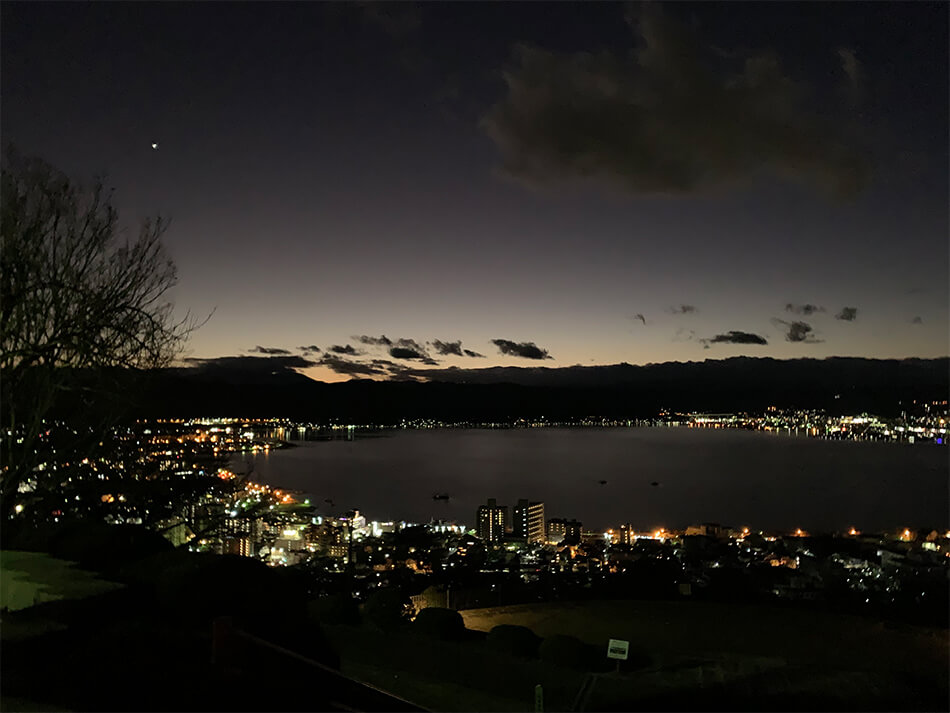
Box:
xmin=563 ymin=519 xmax=582 ymax=544
xmin=546 ymin=519 xmax=566 ymax=544
xmin=546 ymin=518 xmax=582 ymax=545
xmin=686 ymin=523 xmax=725 ymax=538
xmin=328 ymin=543 xmax=348 ymax=560
xmin=513 ymin=499 xmax=546 ymax=544
xmin=237 ymin=538 xmax=254 ymax=558
xmin=477 ymin=498 xmax=506 ymax=543
xmin=618 ymin=523 xmax=635 ymax=545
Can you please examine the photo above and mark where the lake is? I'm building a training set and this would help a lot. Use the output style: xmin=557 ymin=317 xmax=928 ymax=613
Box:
xmin=234 ymin=427 xmax=949 ymax=533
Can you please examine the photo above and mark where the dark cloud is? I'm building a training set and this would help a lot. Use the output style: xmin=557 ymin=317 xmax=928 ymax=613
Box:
xmin=430 ymin=339 xmax=484 ymax=358
xmin=298 ymin=345 xmax=321 ymax=354
xmin=385 ymin=342 xmax=439 ymax=365
xmin=353 ymin=335 xmax=393 ymax=347
xmin=182 ymin=355 xmax=319 ymax=383
xmin=329 ymin=344 xmax=360 ymax=355
xmin=389 ymin=346 xmax=428 ymax=360
xmin=482 ymin=5 xmax=871 ymax=199
xmin=318 ymin=355 xmax=386 ymax=377
xmin=838 ymin=48 xmax=862 ymax=88
xmin=354 ymin=334 xmax=434 ymax=355
xmin=367 ymin=359 xmax=432 ymax=380
xmin=356 ymin=1 xmax=421 ymax=39
xmin=185 ymin=355 xmax=317 ymax=370
xmin=353 ymin=335 xmax=438 ymax=363
xmin=430 ymin=339 xmax=464 ymax=356
xmin=491 ymin=338 xmax=553 ymax=360
xmin=785 ymin=303 xmax=825 ymax=316
xmin=633 ymin=313 xmax=647 ymax=325
xmin=394 ymin=337 xmax=428 ymax=355
xmin=671 ymin=305 xmax=697 ymax=315
xmin=673 ymin=328 xmax=697 ymax=342
xmin=837 ymin=47 xmax=865 ymax=105
xmin=370 ymin=358 xmax=402 ymax=369
xmin=703 ymin=331 xmax=769 ymax=346
xmin=248 ymin=345 xmax=292 ymax=355
xmin=835 ymin=307 xmax=858 ymax=321
xmin=911 ymin=316 xmax=923 ymax=325
xmin=772 ymin=318 xmax=823 ymax=343
xmin=463 ymin=349 xmax=485 ymax=358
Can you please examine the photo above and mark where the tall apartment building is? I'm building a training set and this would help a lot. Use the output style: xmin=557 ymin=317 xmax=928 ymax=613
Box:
xmin=477 ymin=498 xmax=507 ymax=543
xmin=547 ymin=517 xmax=582 ymax=545
xmin=513 ymin=499 xmax=546 ymax=544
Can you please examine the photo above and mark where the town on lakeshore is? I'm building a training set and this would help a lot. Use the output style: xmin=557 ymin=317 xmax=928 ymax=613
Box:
xmin=13 ymin=405 xmax=947 ymax=627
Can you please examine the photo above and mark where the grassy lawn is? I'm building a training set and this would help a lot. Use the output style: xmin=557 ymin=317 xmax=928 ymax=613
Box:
xmin=461 ymin=599 xmax=948 ymax=677
xmin=0 ymin=696 xmax=73 ymax=712
xmin=1 ymin=551 xmax=123 ymax=614
xmin=324 ymin=623 xmax=587 ymax=711
xmin=460 ymin=600 xmax=949 ymax=710
xmin=320 ymin=601 xmax=949 ymax=711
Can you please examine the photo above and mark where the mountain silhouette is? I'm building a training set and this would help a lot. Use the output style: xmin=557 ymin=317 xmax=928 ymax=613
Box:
xmin=125 ymin=356 xmax=948 ymax=421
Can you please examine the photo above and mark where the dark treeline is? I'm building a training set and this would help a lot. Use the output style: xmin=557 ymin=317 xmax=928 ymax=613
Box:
xmin=114 ymin=356 xmax=950 ymax=421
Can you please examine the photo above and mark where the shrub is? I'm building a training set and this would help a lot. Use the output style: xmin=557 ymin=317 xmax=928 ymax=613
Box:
xmin=47 ymin=522 xmax=172 ymax=572
xmin=2 ymin=520 xmax=64 ymax=553
xmin=486 ymin=624 xmax=542 ymax=659
xmin=623 ymin=648 xmax=652 ymax=670
xmin=361 ymin=587 xmax=411 ymax=631
xmin=308 ymin=593 xmax=361 ymax=626
xmin=413 ymin=607 xmax=465 ymax=640
xmin=417 ymin=584 xmax=448 ymax=609
xmin=539 ymin=634 xmax=595 ymax=671
xmin=117 ymin=548 xmax=196 ymax=587
xmin=154 ymin=554 xmax=295 ymax=622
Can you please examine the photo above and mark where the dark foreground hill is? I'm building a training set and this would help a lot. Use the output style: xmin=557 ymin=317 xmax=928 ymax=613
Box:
xmin=125 ymin=356 xmax=948 ymax=421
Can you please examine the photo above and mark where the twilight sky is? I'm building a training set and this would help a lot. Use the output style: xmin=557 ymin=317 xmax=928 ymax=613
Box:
xmin=3 ymin=2 xmax=947 ymax=382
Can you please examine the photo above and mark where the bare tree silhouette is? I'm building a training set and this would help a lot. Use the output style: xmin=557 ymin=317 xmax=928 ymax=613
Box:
xmin=1 ymin=145 xmax=204 ymax=522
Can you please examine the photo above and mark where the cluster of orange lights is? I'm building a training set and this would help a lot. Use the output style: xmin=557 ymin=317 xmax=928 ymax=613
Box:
xmin=237 ymin=481 xmax=296 ymax=504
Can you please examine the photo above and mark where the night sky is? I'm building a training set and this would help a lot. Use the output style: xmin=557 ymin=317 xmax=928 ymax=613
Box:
xmin=4 ymin=2 xmax=947 ymax=382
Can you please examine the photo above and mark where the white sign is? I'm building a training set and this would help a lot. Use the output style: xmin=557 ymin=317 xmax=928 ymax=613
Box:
xmin=606 ymin=638 xmax=629 ymax=660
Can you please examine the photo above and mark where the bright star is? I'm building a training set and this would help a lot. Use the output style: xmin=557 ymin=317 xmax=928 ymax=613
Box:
xmin=151 ymin=143 xmax=159 ymax=150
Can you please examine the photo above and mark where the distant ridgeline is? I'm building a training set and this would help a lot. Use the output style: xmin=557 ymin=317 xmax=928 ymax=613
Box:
xmin=119 ymin=356 xmax=950 ymax=421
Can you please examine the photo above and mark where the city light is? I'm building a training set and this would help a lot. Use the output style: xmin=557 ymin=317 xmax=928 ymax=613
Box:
xmin=11 ymin=416 xmax=947 ymax=611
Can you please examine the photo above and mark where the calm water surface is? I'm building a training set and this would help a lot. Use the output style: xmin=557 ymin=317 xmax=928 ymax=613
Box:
xmin=236 ymin=428 xmax=949 ymax=532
